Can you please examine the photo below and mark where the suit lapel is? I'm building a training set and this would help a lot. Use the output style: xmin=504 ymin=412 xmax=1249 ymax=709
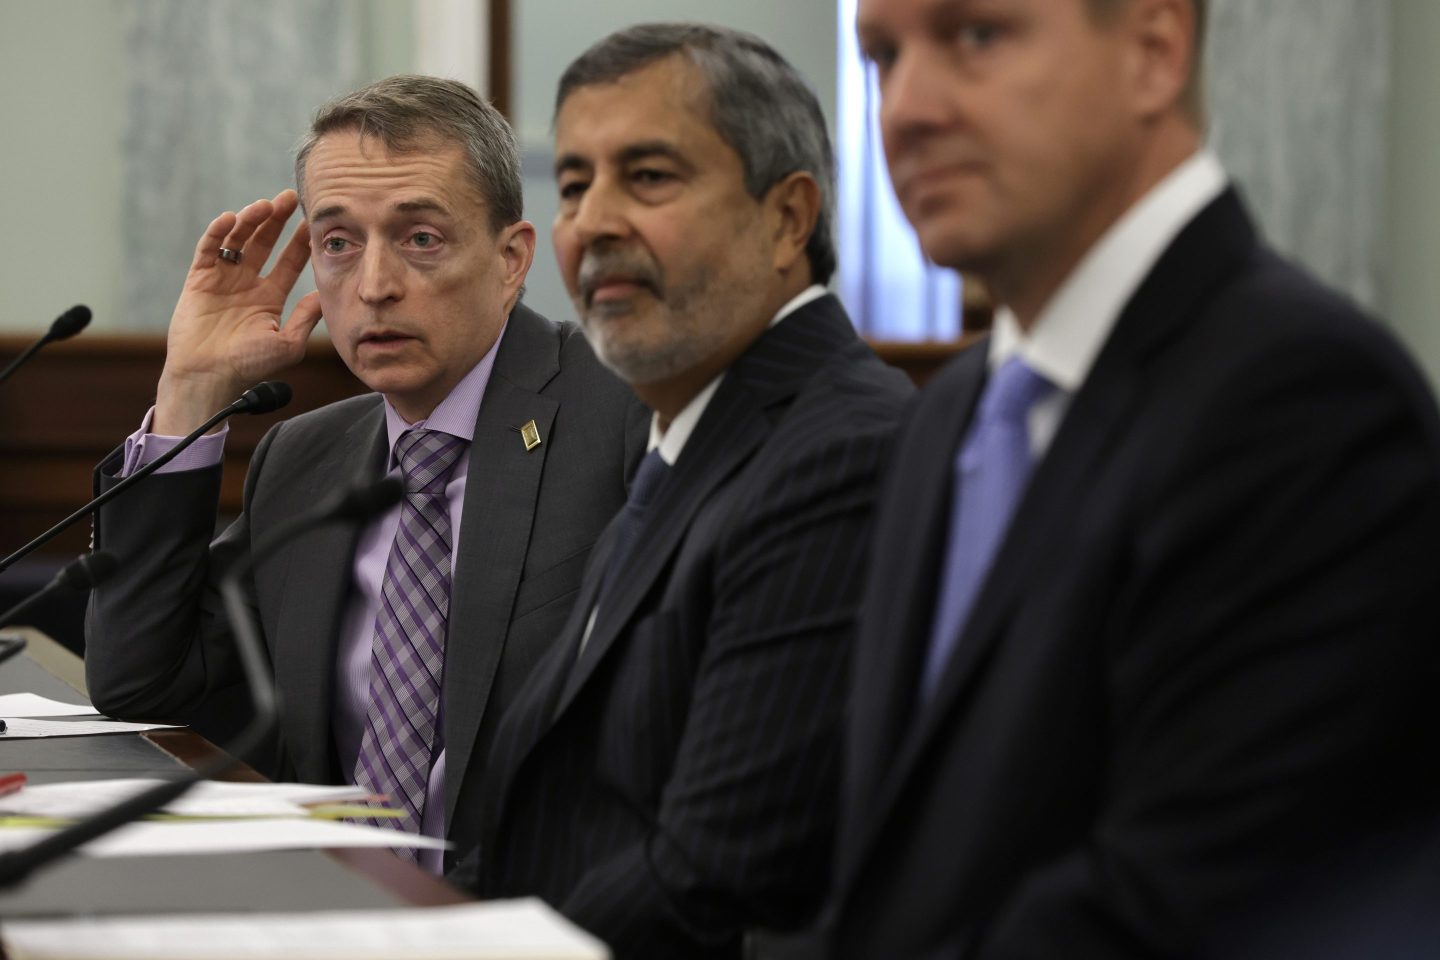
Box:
xmin=443 ymin=306 xmax=560 ymax=826
xmin=550 ymin=297 xmax=860 ymax=717
xmin=842 ymin=342 xmax=987 ymax=848
xmin=271 ymin=402 xmax=386 ymax=782
xmin=476 ymin=533 xmax=610 ymax=851
xmin=551 ymin=378 xmax=770 ymax=718
xmin=846 ymin=190 xmax=1261 ymax=883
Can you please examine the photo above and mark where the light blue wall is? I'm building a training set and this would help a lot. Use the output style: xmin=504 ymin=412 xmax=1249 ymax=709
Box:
xmin=1207 ymin=0 xmax=1389 ymax=311
xmin=1387 ymin=0 xmax=1440 ymax=387
xmin=0 ymin=2 xmax=128 ymax=333
xmin=0 ymin=0 xmax=411 ymax=335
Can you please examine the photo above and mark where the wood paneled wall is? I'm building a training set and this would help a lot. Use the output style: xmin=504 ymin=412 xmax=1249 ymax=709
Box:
xmin=0 ymin=336 xmax=366 ymax=558
xmin=0 ymin=332 xmax=971 ymax=558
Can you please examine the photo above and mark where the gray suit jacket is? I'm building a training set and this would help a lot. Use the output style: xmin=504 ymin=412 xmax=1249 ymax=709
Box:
xmin=85 ymin=304 xmax=647 ymax=862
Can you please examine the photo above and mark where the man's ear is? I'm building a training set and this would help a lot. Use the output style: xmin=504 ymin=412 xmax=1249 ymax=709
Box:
xmin=765 ymin=171 xmax=822 ymax=277
xmin=1125 ymin=0 xmax=1196 ymax=120
xmin=498 ymin=220 xmax=537 ymax=309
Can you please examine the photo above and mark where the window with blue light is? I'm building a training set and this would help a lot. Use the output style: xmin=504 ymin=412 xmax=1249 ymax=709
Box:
xmin=835 ymin=0 xmax=964 ymax=341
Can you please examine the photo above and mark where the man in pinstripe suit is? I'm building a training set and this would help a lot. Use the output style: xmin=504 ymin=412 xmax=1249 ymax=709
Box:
xmin=454 ymin=24 xmax=913 ymax=959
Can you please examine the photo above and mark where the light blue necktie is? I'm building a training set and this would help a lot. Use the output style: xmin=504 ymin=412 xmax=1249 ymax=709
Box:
xmin=921 ymin=356 xmax=1055 ymax=702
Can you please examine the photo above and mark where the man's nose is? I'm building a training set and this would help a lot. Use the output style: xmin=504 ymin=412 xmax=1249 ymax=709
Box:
xmin=570 ymin=178 xmax=633 ymax=248
xmin=878 ymin=45 xmax=956 ymax=156
xmin=356 ymin=243 xmax=405 ymax=304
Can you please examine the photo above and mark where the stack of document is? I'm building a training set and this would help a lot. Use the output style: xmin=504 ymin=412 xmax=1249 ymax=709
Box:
xmin=1 ymin=898 xmax=609 ymax=959
xmin=0 ymin=819 xmax=450 ymax=858
xmin=0 ymin=693 xmax=100 ymax=717
xmin=0 ymin=693 xmax=181 ymax=739
xmin=0 ymin=779 xmax=372 ymax=820
xmin=0 ymin=780 xmax=445 ymax=857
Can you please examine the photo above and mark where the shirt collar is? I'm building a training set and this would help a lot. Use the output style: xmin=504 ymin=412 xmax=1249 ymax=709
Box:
xmin=648 ymin=284 xmax=829 ymax=464
xmin=988 ymin=150 xmax=1228 ymax=392
xmin=773 ymin=284 xmax=828 ymax=327
xmin=383 ymin=317 xmax=508 ymax=463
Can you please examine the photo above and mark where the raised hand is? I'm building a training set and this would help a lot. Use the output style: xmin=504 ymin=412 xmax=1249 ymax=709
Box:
xmin=154 ymin=190 xmax=322 ymax=435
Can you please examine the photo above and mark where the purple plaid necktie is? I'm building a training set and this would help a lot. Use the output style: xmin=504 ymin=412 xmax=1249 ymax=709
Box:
xmin=921 ymin=356 xmax=1055 ymax=702
xmin=352 ymin=429 xmax=468 ymax=851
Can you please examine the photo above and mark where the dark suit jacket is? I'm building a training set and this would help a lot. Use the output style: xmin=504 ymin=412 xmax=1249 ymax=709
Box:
xmin=84 ymin=304 xmax=647 ymax=864
xmin=466 ymin=295 xmax=913 ymax=958
xmin=831 ymin=191 xmax=1440 ymax=958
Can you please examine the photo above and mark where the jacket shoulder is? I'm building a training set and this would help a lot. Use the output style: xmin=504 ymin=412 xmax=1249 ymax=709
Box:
xmin=261 ymin=392 xmax=383 ymax=452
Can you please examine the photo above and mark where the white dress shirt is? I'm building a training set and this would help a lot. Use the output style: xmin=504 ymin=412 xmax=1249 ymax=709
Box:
xmin=988 ymin=151 xmax=1228 ymax=458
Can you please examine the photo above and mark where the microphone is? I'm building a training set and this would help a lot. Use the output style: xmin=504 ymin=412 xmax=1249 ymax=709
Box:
xmin=0 ymin=382 xmax=293 ymax=575
xmin=0 ymin=551 xmax=119 ymax=628
xmin=232 ymin=380 xmax=294 ymax=415
xmin=236 ymin=475 xmax=404 ymax=558
xmin=0 ymin=476 xmax=402 ymax=888
xmin=0 ymin=306 xmax=92 ymax=388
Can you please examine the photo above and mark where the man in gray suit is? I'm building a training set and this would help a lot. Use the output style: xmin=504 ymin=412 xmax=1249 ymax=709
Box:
xmin=85 ymin=75 xmax=643 ymax=872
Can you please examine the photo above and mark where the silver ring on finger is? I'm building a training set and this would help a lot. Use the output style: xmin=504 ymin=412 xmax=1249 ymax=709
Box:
xmin=217 ymin=247 xmax=243 ymax=265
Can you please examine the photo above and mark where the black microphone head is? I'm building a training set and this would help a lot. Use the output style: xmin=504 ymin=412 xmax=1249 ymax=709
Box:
xmin=234 ymin=381 xmax=293 ymax=415
xmin=47 ymin=305 xmax=91 ymax=342
xmin=330 ymin=476 xmax=405 ymax=521
xmin=54 ymin=551 xmax=119 ymax=591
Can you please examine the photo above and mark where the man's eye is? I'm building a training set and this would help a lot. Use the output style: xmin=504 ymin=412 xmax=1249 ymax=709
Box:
xmin=958 ymin=23 xmax=1004 ymax=50
xmin=410 ymin=231 xmax=438 ymax=248
xmin=861 ymin=42 xmax=897 ymax=75
xmin=633 ymin=169 xmax=673 ymax=185
xmin=558 ymin=180 xmax=588 ymax=201
xmin=322 ymin=237 xmax=350 ymax=254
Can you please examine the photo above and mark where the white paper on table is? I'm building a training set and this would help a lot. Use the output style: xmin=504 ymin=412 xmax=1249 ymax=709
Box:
xmin=183 ymin=782 xmax=372 ymax=805
xmin=0 ymin=818 xmax=450 ymax=857
xmin=1 ymin=898 xmax=609 ymax=960
xmin=0 ymin=718 xmax=183 ymax=739
xmin=0 ymin=779 xmax=371 ymax=820
xmin=0 ymin=692 xmax=100 ymax=717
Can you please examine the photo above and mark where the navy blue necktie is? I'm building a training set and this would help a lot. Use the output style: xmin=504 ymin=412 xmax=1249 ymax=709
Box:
xmin=597 ymin=448 xmax=670 ymax=607
xmin=921 ymin=357 xmax=1055 ymax=701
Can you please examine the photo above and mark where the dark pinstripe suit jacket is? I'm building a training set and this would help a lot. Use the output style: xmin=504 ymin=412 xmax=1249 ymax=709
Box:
xmin=465 ymin=295 xmax=913 ymax=958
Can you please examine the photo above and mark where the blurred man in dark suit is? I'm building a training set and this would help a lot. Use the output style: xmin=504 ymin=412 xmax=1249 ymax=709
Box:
xmin=460 ymin=24 xmax=912 ymax=959
xmin=831 ymin=0 xmax=1440 ymax=956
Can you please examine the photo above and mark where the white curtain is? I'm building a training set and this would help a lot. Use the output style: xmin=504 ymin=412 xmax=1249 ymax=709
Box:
xmin=1207 ymin=0 xmax=1389 ymax=309
xmin=120 ymin=0 xmax=363 ymax=330
xmin=831 ymin=0 xmax=1390 ymax=337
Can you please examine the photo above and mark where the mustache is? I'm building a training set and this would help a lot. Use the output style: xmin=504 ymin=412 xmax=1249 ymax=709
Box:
xmin=577 ymin=250 xmax=663 ymax=303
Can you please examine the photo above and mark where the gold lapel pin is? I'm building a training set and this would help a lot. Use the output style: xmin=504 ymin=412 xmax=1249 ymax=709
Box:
xmin=519 ymin=419 xmax=542 ymax=452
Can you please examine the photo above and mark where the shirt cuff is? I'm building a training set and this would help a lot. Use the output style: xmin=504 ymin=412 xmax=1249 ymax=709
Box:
xmin=118 ymin=406 xmax=228 ymax=478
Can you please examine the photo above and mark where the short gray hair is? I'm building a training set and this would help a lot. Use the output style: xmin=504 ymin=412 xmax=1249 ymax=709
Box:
xmin=295 ymin=74 xmax=522 ymax=233
xmin=556 ymin=24 xmax=837 ymax=285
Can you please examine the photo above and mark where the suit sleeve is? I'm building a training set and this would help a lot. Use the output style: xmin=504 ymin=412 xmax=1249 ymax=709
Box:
xmin=84 ymin=426 xmax=277 ymax=722
xmin=558 ymin=429 xmax=894 ymax=954
xmin=968 ymin=333 xmax=1440 ymax=958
